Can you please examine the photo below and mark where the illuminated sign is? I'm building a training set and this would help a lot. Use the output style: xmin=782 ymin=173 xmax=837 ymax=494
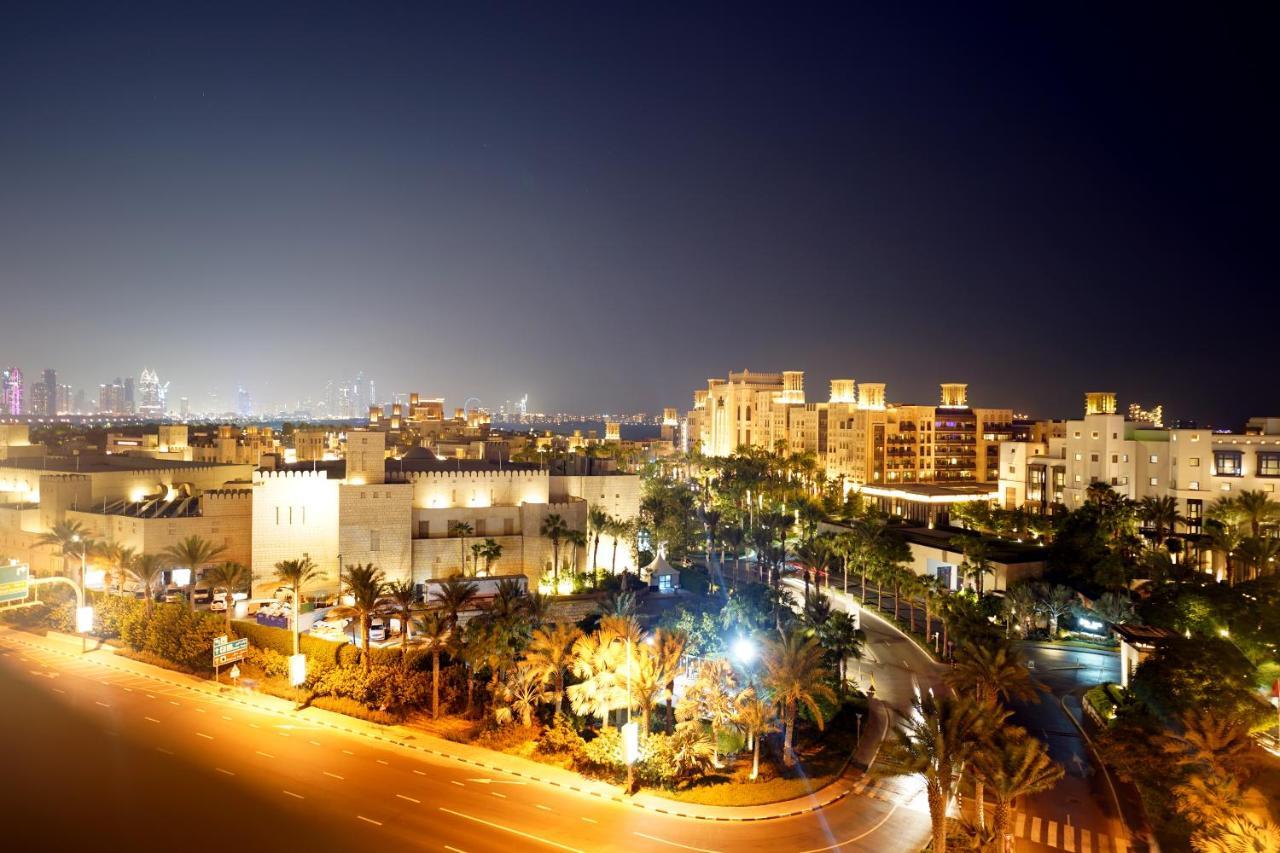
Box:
xmin=0 ymin=562 xmax=30 ymax=604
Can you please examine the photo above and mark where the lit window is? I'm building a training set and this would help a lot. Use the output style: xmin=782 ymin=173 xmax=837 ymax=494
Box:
xmin=1214 ymin=450 xmax=1244 ymax=477
xmin=1074 ymin=474 xmax=1082 ymax=483
xmin=1149 ymin=477 xmax=1158 ymax=486
xmin=1074 ymin=453 xmax=1082 ymax=461
xmin=1258 ymin=452 xmax=1280 ymax=478
xmin=1149 ymin=455 xmax=1158 ymax=464
xmin=1188 ymin=457 xmax=1200 ymax=467
xmin=1189 ymin=481 xmax=1199 ymax=490
xmin=1221 ymin=483 xmax=1232 ymax=492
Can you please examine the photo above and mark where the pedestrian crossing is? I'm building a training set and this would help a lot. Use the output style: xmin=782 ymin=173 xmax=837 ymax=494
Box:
xmin=1011 ymin=810 xmax=1126 ymax=853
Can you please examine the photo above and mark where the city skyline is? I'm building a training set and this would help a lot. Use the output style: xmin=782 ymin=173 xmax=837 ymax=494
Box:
xmin=4 ymin=4 xmax=1277 ymax=426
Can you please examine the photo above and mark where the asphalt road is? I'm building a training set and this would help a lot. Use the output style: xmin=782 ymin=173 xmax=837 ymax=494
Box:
xmin=0 ymin=632 xmax=931 ymax=853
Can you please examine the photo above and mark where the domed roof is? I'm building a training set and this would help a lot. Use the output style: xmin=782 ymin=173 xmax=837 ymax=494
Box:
xmin=401 ymin=446 xmax=435 ymax=461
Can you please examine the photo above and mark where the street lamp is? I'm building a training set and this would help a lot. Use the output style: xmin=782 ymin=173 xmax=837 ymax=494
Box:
xmin=731 ymin=636 xmax=758 ymax=666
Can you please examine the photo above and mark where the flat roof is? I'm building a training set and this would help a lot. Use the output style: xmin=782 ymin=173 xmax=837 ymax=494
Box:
xmin=859 ymin=482 xmax=999 ymax=501
xmin=0 ymin=455 xmax=247 ymax=474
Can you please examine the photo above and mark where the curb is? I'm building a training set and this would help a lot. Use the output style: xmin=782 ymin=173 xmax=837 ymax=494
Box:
xmin=1058 ymin=693 xmax=1146 ymax=850
xmin=1 ymin=628 xmax=893 ymax=824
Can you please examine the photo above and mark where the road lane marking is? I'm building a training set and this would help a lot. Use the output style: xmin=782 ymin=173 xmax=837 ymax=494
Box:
xmin=536 ymin=804 xmax=552 ymax=811
xmin=194 ymin=707 xmax=205 ymax=713
xmin=95 ymin=701 xmax=110 ymax=708
xmin=283 ymin=790 xmax=305 ymax=800
xmin=491 ymin=792 xmax=506 ymax=799
xmin=144 ymin=716 xmax=160 ymax=723
xmin=634 ymin=834 xmax=719 ymax=853
xmin=357 ymin=816 xmax=383 ymax=826
xmin=324 ymin=771 xmax=345 ymax=780
xmin=413 ymin=769 xmax=427 ymax=776
xmin=376 ymin=759 xmax=388 ymax=765
xmin=396 ymin=794 xmax=420 ymax=803
xmin=216 ymin=768 xmax=235 ymax=776
xmin=451 ymin=781 xmax=465 ymax=787
xmin=309 ymin=740 xmax=322 ymax=747
xmin=222 ymin=715 xmax=232 ymax=721
xmin=793 ymin=790 xmax=905 ymax=853
xmin=581 ymin=818 xmax=597 ymax=824
xmin=445 ymin=847 xmax=468 ymax=853
xmin=169 ymin=701 xmax=180 ymax=706
xmin=342 ymin=749 xmax=354 ymax=755
xmin=278 ymin=731 xmax=290 ymax=737
xmin=196 ymin=732 xmax=214 ymax=740
xmin=156 ymin=747 xmax=174 ymax=756
xmin=146 ymin=693 xmax=155 ymax=699
xmin=255 ymin=751 xmax=275 ymax=759
xmin=52 ymin=687 xmax=65 ymax=694
xmin=438 ymin=808 xmax=583 ymax=853
xmin=249 ymin=723 xmax=260 ymax=729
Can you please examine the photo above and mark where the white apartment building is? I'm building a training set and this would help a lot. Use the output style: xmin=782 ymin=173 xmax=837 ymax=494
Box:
xmin=999 ymin=394 xmax=1280 ymax=538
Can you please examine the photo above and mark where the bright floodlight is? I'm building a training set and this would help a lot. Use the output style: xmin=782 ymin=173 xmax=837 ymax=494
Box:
xmin=732 ymin=636 xmax=758 ymax=664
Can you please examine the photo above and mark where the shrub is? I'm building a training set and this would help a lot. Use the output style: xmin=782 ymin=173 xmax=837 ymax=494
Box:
xmin=311 ymin=664 xmax=430 ymax=712
xmin=247 ymin=646 xmax=290 ymax=679
xmin=309 ymin=695 xmax=401 ymax=725
xmin=537 ymin=713 xmax=585 ymax=759
xmin=474 ymin=723 xmax=539 ymax=752
xmin=94 ymin=595 xmax=143 ymax=638
xmin=579 ymin=726 xmax=624 ymax=772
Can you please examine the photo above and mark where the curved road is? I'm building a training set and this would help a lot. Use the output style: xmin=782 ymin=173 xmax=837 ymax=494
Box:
xmin=0 ymin=630 xmax=930 ymax=853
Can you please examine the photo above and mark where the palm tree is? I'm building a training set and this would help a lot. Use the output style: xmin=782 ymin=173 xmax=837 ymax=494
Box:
xmin=481 ymin=538 xmax=503 ymax=576
xmin=94 ymin=542 xmax=136 ymax=596
xmin=272 ymin=556 xmax=326 ymax=656
xmin=678 ymin=658 xmax=737 ymax=766
xmin=162 ymin=535 xmax=226 ymax=611
xmin=204 ymin=561 xmax=249 ymax=636
xmin=1137 ymin=495 xmax=1184 ymax=546
xmin=1035 ymin=583 xmax=1076 ymax=636
xmin=127 ymin=553 xmax=167 ymax=617
xmin=652 ymin=627 xmax=687 ymax=733
xmin=435 ymin=577 xmax=479 ymax=628
xmin=523 ymin=622 xmax=583 ymax=716
xmin=568 ymin=631 xmax=625 ymax=727
xmin=1233 ymin=489 xmax=1280 ymax=538
xmin=760 ymin=630 xmax=836 ymax=766
xmin=382 ymin=578 xmax=418 ymax=662
xmin=1206 ymin=518 xmax=1246 ymax=584
xmin=497 ymin=663 xmax=551 ymax=727
xmin=35 ymin=520 xmax=90 ymax=580
xmin=720 ymin=524 xmax=745 ymax=588
xmin=588 ymin=507 xmax=611 ymax=575
xmin=540 ymin=513 xmax=569 ymax=585
xmin=445 ymin=520 xmax=474 ymax=576
xmin=971 ymin=727 xmax=1063 ymax=853
xmin=1239 ymin=535 xmax=1280 ymax=580
xmin=411 ymin=611 xmax=451 ymax=718
xmin=816 ymin=611 xmax=863 ymax=695
xmin=951 ymin=534 xmax=994 ymax=598
xmin=877 ymin=695 xmax=997 ymax=853
xmin=945 ymin=642 xmax=1043 ymax=707
xmin=792 ymin=536 xmax=830 ymax=606
xmin=735 ymin=687 xmax=779 ymax=781
xmin=565 ymin=528 xmax=587 ymax=576
xmin=1194 ymin=815 xmax=1280 ymax=853
xmin=331 ymin=563 xmax=386 ymax=672
xmin=630 ymin=641 xmax=674 ymax=738
xmin=1161 ymin=711 xmax=1257 ymax=780
xmin=1173 ymin=771 xmax=1244 ymax=826
xmin=469 ymin=542 xmax=485 ymax=577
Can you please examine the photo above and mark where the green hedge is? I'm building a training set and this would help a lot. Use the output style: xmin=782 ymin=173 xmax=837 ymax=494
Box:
xmin=230 ymin=619 xmax=408 ymax=669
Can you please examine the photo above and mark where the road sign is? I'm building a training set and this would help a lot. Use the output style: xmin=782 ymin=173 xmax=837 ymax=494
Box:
xmin=213 ymin=636 xmax=249 ymax=667
xmin=0 ymin=562 xmax=30 ymax=604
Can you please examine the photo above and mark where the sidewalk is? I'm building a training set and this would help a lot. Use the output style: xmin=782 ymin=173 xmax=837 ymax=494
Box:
xmin=3 ymin=626 xmax=892 ymax=823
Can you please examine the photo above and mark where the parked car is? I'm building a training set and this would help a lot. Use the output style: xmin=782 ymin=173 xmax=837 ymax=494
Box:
xmin=310 ymin=617 xmax=350 ymax=642
xmin=210 ymin=592 xmax=228 ymax=612
xmin=162 ymin=586 xmax=184 ymax=604
xmin=193 ymin=586 xmax=212 ymax=604
xmin=368 ymin=618 xmax=387 ymax=643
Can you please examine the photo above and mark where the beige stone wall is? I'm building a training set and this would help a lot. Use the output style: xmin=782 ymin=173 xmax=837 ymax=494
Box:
xmin=407 ymin=469 xmax=548 ymax=509
xmin=549 ymin=474 xmax=640 ymax=572
xmin=338 ymin=481 xmax=412 ymax=584
xmin=250 ymin=470 xmax=340 ymax=596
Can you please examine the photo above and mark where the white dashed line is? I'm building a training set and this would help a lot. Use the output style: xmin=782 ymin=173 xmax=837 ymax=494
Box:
xmin=95 ymin=701 xmax=110 ymax=708
xmin=413 ymin=769 xmax=427 ymax=776
xmin=249 ymin=723 xmax=260 ymax=729
xmin=194 ymin=707 xmax=205 ymax=713
xmin=342 ymin=749 xmax=354 ymax=755
xmin=536 ymin=804 xmax=553 ymax=811
xmin=395 ymin=794 xmax=420 ymax=803
xmin=169 ymin=701 xmax=180 ymax=707
xmin=156 ymin=747 xmax=174 ymax=756
xmin=581 ymin=817 xmax=597 ymax=824
xmin=357 ymin=815 xmax=383 ymax=826
xmin=451 ymin=781 xmax=465 ymax=787
xmin=255 ymin=751 xmax=275 ymax=759
xmin=146 ymin=693 xmax=155 ymax=699
xmin=491 ymin=792 xmax=506 ymax=799
xmin=216 ymin=768 xmax=235 ymax=776
xmin=222 ymin=715 xmax=232 ymax=721
xmin=323 ymin=771 xmax=345 ymax=780
xmin=445 ymin=847 xmax=468 ymax=853
xmin=144 ymin=716 xmax=160 ymax=723
xmin=278 ymin=732 xmax=290 ymax=737
xmin=195 ymin=732 xmax=214 ymax=740
xmin=309 ymin=740 xmax=322 ymax=747
xmin=52 ymin=687 xmax=65 ymax=694
xmin=376 ymin=759 xmax=388 ymax=765
xmin=283 ymin=790 xmax=305 ymax=800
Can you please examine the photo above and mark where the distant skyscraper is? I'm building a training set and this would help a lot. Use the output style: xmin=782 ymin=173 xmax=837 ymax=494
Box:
xmin=30 ymin=383 xmax=49 ymax=417
xmin=236 ymin=386 xmax=253 ymax=418
xmin=42 ymin=369 xmax=57 ymax=416
xmin=1 ymin=367 xmax=24 ymax=415
xmin=99 ymin=380 xmax=126 ymax=414
xmin=179 ymin=396 xmax=190 ymax=418
xmin=124 ymin=376 xmax=135 ymax=413
xmin=137 ymin=368 xmax=167 ymax=416
xmin=73 ymin=388 xmax=85 ymax=414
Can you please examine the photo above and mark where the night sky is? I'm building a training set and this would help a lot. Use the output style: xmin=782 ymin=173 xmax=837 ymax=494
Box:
xmin=2 ymin=3 xmax=1276 ymax=424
